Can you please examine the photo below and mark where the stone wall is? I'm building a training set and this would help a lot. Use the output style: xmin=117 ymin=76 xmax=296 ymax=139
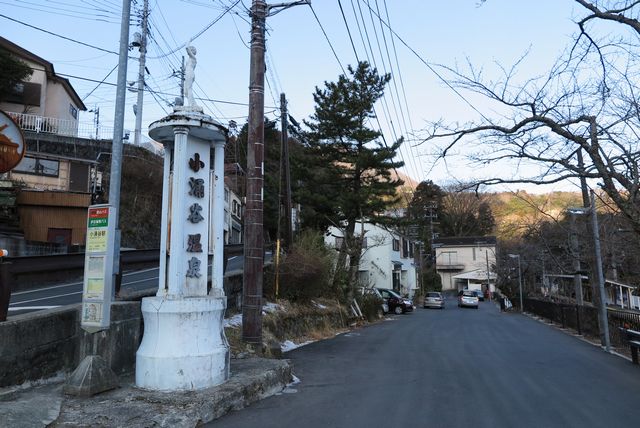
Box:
xmin=0 ymin=302 xmax=141 ymax=387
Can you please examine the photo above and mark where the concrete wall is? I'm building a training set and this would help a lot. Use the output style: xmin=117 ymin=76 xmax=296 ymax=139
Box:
xmin=0 ymin=302 xmax=141 ymax=387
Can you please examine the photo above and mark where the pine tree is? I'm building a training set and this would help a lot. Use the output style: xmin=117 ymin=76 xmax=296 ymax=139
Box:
xmin=301 ymin=61 xmax=404 ymax=300
xmin=0 ymin=48 xmax=32 ymax=102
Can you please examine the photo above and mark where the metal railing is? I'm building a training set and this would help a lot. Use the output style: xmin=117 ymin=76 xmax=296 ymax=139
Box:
xmin=524 ymin=297 xmax=640 ymax=355
xmin=7 ymin=111 xmax=113 ymax=140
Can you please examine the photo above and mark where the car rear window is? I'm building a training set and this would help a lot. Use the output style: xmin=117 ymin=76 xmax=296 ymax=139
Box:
xmin=427 ymin=292 xmax=440 ymax=297
xmin=462 ymin=291 xmax=476 ymax=297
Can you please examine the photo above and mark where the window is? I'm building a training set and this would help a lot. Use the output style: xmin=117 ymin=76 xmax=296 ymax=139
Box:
xmin=361 ymin=237 xmax=368 ymax=248
xmin=392 ymin=238 xmax=400 ymax=251
xmin=402 ymin=238 xmax=408 ymax=258
xmin=472 ymin=247 xmax=477 ymax=261
xmin=14 ymin=156 xmax=60 ymax=177
xmin=224 ymin=188 xmax=229 ymax=202
xmin=441 ymin=251 xmax=458 ymax=265
xmin=335 ymin=237 xmax=344 ymax=249
xmin=409 ymin=242 xmax=414 ymax=258
xmin=69 ymin=104 xmax=78 ymax=119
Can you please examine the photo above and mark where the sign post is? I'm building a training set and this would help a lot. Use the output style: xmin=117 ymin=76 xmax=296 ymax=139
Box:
xmin=81 ymin=204 xmax=116 ymax=333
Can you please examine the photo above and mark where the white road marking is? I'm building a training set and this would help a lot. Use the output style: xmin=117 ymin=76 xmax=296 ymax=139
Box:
xmin=12 ymin=281 xmax=83 ymax=296
xmin=8 ymin=306 xmax=60 ymax=311
xmin=10 ymin=291 xmax=83 ymax=305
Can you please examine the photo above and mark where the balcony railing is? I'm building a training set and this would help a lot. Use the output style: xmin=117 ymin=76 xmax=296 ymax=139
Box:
xmin=7 ymin=111 xmax=113 ymax=140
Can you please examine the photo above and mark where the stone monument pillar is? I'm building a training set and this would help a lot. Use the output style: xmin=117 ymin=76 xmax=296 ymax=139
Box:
xmin=136 ymin=46 xmax=229 ymax=391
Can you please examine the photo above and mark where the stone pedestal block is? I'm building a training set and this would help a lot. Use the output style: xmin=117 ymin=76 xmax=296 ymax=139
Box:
xmin=136 ymin=296 xmax=230 ymax=391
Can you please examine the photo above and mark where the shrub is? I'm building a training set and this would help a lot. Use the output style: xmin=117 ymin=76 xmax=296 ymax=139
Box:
xmin=357 ymin=292 xmax=384 ymax=322
xmin=276 ymin=230 xmax=337 ymax=302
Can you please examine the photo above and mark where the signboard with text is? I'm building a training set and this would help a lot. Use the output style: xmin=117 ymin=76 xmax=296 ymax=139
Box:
xmin=81 ymin=204 xmax=115 ymax=332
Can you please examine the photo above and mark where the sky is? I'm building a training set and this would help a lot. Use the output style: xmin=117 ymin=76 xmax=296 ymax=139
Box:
xmin=1 ymin=0 xmax=586 ymax=193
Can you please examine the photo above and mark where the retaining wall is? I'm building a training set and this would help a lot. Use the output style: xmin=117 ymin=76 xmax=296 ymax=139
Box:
xmin=0 ymin=302 xmax=141 ymax=387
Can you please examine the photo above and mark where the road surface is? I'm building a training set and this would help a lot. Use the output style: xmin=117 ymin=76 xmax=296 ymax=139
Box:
xmin=213 ymin=297 xmax=640 ymax=428
xmin=7 ymin=253 xmax=256 ymax=316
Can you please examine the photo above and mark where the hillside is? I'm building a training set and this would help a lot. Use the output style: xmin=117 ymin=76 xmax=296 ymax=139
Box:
xmin=488 ymin=191 xmax=583 ymax=240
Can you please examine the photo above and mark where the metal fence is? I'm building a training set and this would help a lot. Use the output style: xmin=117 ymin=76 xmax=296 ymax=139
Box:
xmin=524 ymin=298 xmax=640 ymax=354
xmin=7 ymin=111 xmax=113 ymax=140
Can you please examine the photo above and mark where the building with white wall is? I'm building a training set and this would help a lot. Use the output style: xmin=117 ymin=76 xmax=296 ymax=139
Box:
xmin=326 ymin=221 xmax=418 ymax=297
xmin=433 ymin=236 xmax=497 ymax=293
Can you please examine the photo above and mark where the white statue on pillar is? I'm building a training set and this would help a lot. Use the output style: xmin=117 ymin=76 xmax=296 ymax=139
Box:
xmin=184 ymin=45 xmax=197 ymax=108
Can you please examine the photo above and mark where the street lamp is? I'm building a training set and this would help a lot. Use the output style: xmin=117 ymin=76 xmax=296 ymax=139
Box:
xmin=508 ymin=254 xmax=523 ymax=312
xmin=568 ymin=190 xmax=611 ymax=352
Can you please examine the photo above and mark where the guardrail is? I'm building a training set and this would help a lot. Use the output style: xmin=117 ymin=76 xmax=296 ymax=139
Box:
xmin=4 ymin=249 xmax=159 ymax=292
xmin=5 ymin=245 xmax=248 ymax=293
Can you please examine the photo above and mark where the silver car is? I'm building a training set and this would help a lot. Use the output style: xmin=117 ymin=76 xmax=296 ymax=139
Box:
xmin=423 ymin=291 xmax=445 ymax=309
xmin=458 ymin=290 xmax=479 ymax=309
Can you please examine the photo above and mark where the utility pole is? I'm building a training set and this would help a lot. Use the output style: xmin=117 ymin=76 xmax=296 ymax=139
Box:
xmin=133 ymin=0 xmax=149 ymax=147
xmin=108 ymin=0 xmax=132 ymax=298
xmin=280 ymin=93 xmax=293 ymax=249
xmin=242 ymin=0 xmax=309 ymax=347
xmin=590 ymin=190 xmax=611 ymax=352
xmin=243 ymin=0 xmax=267 ymax=346
xmin=569 ymin=213 xmax=584 ymax=305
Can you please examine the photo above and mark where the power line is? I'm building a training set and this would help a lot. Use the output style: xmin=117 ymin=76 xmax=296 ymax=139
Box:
xmin=0 ymin=13 xmax=119 ymax=55
xmin=356 ymin=0 xmax=489 ymax=122
xmin=308 ymin=3 xmax=345 ymax=74
xmin=83 ymin=64 xmax=118 ymax=101
xmin=43 ymin=68 xmax=267 ymax=107
xmin=146 ymin=0 xmax=241 ymax=59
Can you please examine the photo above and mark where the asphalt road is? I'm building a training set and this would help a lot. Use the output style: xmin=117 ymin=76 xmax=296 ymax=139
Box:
xmin=6 ymin=253 xmax=264 ymax=316
xmin=212 ymin=297 xmax=640 ymax=428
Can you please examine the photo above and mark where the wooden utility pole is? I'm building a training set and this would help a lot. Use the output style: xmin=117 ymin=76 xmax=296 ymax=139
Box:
xmin=242 ymin=0 xmax=309 ymax=346
xmin=243 ymin=0 xmax=268 ymax=346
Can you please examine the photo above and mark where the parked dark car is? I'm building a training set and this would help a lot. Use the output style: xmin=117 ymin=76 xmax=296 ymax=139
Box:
xmin=376 ymin=288 xmax=414 ymax=315
xmin=472 ymin=289 xmax=485 ymax=301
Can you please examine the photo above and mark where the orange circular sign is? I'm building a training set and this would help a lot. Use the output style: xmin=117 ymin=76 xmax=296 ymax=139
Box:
xmin=0 ymin=111 xmax=26 ymax=173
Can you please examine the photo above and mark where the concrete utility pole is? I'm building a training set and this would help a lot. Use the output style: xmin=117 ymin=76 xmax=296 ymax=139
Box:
xmin=569 ymin=213 xmax=584 ymax=305
xmin=568 ymin=189 xmax=611 ymax=352
xmin=108 ymin=0 xmax=132 ymax=297
xmin=280 ymin=93 xmax=293 ymax=249
xmin=590 ymin=190 xmax=611 ymax=352
xmin=133 ymin=0 xmax=149 ymax=147
xmin=242 ymin=0 xmax=309 ymax=346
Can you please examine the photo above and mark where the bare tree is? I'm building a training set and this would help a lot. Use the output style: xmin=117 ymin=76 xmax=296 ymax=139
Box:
xmin=422 ymin=1 xmax=640 ymax=235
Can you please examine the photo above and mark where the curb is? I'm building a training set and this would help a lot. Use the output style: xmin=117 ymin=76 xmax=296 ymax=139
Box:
xmin=50 ymin=358 xmax=292 ymax=427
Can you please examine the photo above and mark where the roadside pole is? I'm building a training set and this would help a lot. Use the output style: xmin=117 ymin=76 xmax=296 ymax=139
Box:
xmin=107 ymin=0 xmax=132 ymax=302
xmin=242 ymin=0 xmax=309 ymax=348
xmin=590 ymin=190 xmax=611 ymax=352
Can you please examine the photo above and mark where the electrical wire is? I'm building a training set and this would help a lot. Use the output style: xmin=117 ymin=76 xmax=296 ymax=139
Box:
xmin=0 ymin=13 xmax=119 ymax=55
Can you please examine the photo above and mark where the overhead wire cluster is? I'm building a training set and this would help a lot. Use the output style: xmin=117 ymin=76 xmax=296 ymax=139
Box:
xmin=307 ymin=0 xmax=425 ymax=207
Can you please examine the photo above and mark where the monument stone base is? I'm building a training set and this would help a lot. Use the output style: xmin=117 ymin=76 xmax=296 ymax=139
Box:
xmin=136 ymin=296 xmax=230 ymax=391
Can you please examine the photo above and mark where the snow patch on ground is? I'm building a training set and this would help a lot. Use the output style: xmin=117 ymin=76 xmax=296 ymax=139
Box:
xmin=223 ymin=313 xmax=243 ymax=328
xmin=262 ymin=302 xmax=282 ymax=314
xmin=312 ymin=300 xmax=328 ymax=309
xmin=224 ymin=301 xmax=284 ymax=328
xmin=281 ymin=339 xmax=314 ymax=353
xmin=276 ymin=374 xmax=301 ymax=395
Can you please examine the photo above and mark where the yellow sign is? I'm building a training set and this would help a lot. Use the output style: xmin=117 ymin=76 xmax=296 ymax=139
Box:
xmin=87 ymin=228 xmax=108 ymax=252
xmin=85 ymin=278 xmax=104 ymax=299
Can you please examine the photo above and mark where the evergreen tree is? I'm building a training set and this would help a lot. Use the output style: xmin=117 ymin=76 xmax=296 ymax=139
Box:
xmin=0 ymin=48 xmax=32 ymax=102
xmin=301 ymin=61 xmax=404 ymax=300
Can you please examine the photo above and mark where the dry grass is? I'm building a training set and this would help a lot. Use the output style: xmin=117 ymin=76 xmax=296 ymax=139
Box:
xmin=224 ymin=298 xmax=351 ymax=358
